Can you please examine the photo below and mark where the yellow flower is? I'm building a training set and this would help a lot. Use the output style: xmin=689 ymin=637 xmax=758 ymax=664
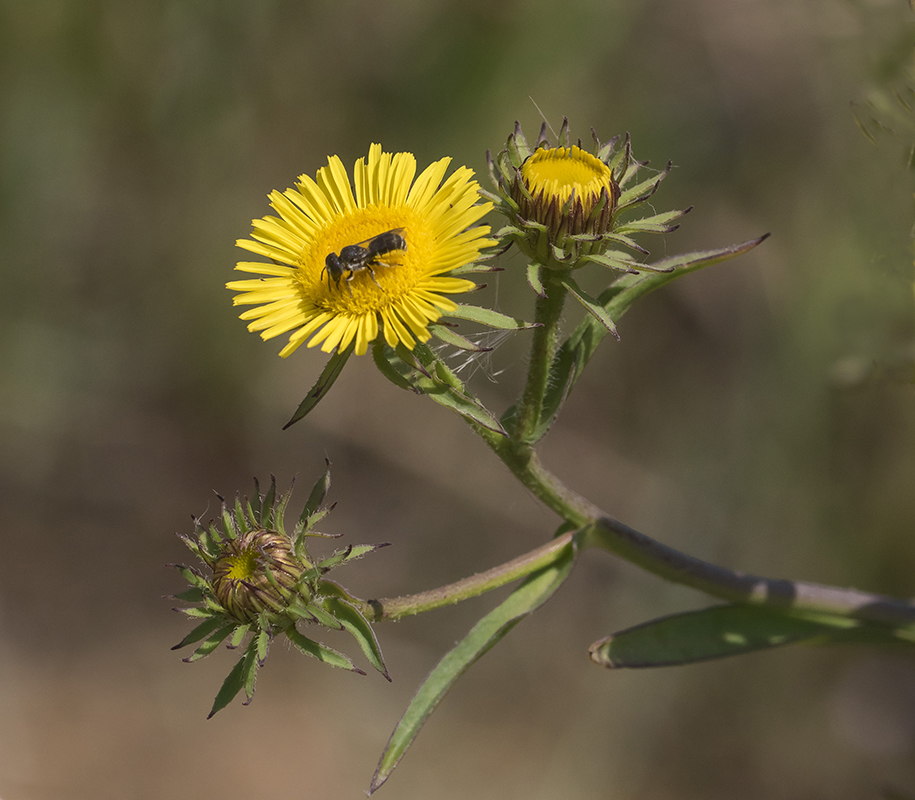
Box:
xmin=228 ymin=144 xmax=493 ymax=357
xmin=515 ymin=145 xmax=618 ymax=237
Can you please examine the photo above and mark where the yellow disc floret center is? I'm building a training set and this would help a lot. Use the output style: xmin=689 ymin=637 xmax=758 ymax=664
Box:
xmin=224 ymin=547 xmax=259 ymax=581
xmin=522 ymin=146 xmax=614 ymax=204
xmin=298 ymin=205 xmax=433 ymax=316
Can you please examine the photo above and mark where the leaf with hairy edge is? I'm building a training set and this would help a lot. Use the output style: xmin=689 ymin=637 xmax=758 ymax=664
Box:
xmin=172 ymin=587 xmax=204 ymax=603
xmin=207 ymin=640 xmax=257 ymax=718
xmin=588 ymin=604 xmax=878 ymax=668
xmin=607 ymin=237 xmax=770 ymax=323
xmin=184 ymin=624 xmax=236 ymax=663
xmin=424 ymin=380 xmax=507 ymax=434
xmin=384 ymin=342 xmax=507 ymax=435
xmin=536 ymin=237 xmax=769 ymax=442
xmin=372 ymin=341 xmax=418 ymax=392
xmin=172 ymin=616 xmax=223 ymax=651
xmin=449 ymin=304 xmax=539 ymax=330
xmin=369 ymin=541 xmax=577 ymax=794
xmin=285 ymin=626 xmax=366 ymax=674
xmin=315 ymin=543 xmax=389 ymax=573
xmin=429 ymin=323 xmax=491 ymax=352
xmin=451 ymin=261 xmax=503 ymax=274
xmin=559 ymin=275 xmax=620 ymax=341
xmin=298 ymin=460 xmax=332 ymax=532
xmin=325 ymin=597 xmax=390 ymax=680
xmin=283 ymin=345 xmax=353 ymax=429
xmin=527 ymin=264 xmax=546 ymax=297
xmin=616 ymin=163 xmax=671 ymax=209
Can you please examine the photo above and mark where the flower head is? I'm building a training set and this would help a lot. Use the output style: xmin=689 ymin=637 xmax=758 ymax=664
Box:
xmin=486 ymin=120 xmax=689 ymax=275
xmin=172 ymin=468 xmax=390 ymax=717
xmin=228 ymin=144 xmax=494 ymax=357
xmin=513 ymin=144 xmax=619 ymax=239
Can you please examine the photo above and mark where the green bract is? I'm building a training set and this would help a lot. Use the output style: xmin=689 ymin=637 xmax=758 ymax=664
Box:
xmin=171 ymin=465 xmax=390 ymax=717
xmin=484 ymin=119 xmax=691 ymax=277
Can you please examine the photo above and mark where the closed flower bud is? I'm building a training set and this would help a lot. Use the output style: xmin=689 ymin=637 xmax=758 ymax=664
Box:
xmin=212 ymin=529 xmax=309 ymax=623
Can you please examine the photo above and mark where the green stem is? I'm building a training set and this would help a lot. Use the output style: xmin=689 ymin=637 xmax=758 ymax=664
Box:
xmin=362 ymin=532 xmax=576 ymax=622
xmin=363 ymin=444 xmax=915 ymax=628
xmin=512 ymin=272 xmax=567 ymax=441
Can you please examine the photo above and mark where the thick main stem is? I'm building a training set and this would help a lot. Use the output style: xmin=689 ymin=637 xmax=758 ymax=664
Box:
xmin=512 ymin=274 xmax=567 ymax=441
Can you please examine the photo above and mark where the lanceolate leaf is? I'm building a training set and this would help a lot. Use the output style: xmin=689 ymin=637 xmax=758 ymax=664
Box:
xmin=372 ymin=341 xmax=418 ymax=392
xmin=184 ymin=623 xmax=236 ymax=663
xmin=207 ymin=639 xmax=257 ymax=718
xmin=527 ymin=264 xmax=546 ymax=297
xmin=171 ymin=615 xmax=223 ymax=651
xmin=370 ymin=541 xmax=577 ymax=794
xmin=283 ymin=345 xmax=354 ymax=429
xmin=285 ymin=626 xmax=366 ymax=674
xmin=587 ymin=603 xmax=915 ymax=669
xmin=314 ymin=543 xmax=390 ymax=573
xmin=536 ymin=237 xmax=769 ymax=441
xmin=429 ymin=323 xmax=491 ymax=352
xmin=449 ymin=304 xmax=539 ymax=330
xmin=301 ymin=460 xmax=332 ymax=524
xmin=325 ymin=596 xmax=390 ymax=680
xmin=559 ymin=275 xmax=620 ymax=341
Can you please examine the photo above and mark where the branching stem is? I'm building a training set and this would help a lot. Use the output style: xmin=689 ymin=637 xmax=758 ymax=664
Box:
xmin=362 ymin=257 xmax=915 ymax=629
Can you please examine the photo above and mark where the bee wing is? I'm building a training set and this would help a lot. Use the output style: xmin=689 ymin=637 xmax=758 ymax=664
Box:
xmin=352 ymin=228 xmax=406 ymax=248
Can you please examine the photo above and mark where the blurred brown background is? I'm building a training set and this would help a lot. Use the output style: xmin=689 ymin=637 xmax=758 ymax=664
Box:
xmin=2 ymin=1 xmax=915 ymax=798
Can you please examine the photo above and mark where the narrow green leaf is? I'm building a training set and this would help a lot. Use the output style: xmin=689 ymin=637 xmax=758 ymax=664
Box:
xmin=372 ymin=340 xmax=419 ymax=391
xmin=249 ymin=477 xmax=263 ymax=522
xmin=207 ymin=641 xmax=256 ymax=718
xmin=234 ymin=495 xmax=249 ymax=533
xmin=220 ymin=503 xmax=237 ymax=540
xmin=229 ymin=624 xmax=251 ymax=648
xmin=583 ymin=250 xmax=674 ymax=274
xmin=429 ymin=323 xmax=490 ymax=352
xmin=184 ymin=624 xmax=235 ymax=663
xmin=180 ymin=535 xmax=203 ymax=562
xmin=451 ymin=261 xmax=502 ymax=274
xmin=283 ymin=345 xmax=353 ymax=429
xmin=285 ymin=602 xmax=319 ymax=624
xmin=615 ymin=163 xmax=669 ymax=209
xmin=261 ymin=475 xmax=277 ymax=527
xmin=394 ymin=343 xmax=507 ymax=435
xmin=272 ymin=483 xmax=293 ymax=530
xmin=172 ymin=615 xmax=223 ymax=651
xmin=256 ymin=627 xmax=270 ymax=665
xmin=615 ymin=207 xmax=689 ymax=234
xmin=298 ymin=460 xmax=332 ymax=534
xmin=588 ymin=604 xmax=861 ymax=668
xmin=173 ymin=564 xmax=209 ymax=592
xmin=559 ymin=275 xmax=619 ymax=341
xmin=449 ymin=304 xmax=539 ymax=331
xmin=423 ymin=380 xmax=507 ymax=434
xmin=242 ymin=644 xmax=260 ymax=704
xmin=172 ymin=587 xmax=205 ymax=603
xmin=176 ymin=606 xmax=213 ymax=619
xmin=370 ymin=542 xmax=577 ymax=794
xmin=325 ymin=597 xmax=390 ymax=680
xmin=537 ymin=236 xmax=769 ymax=439
xmin=315 ymin=543 xmax=389 ymax=573
xmin=608 ymin=236 xmax=770 ymax=321
xmin=303 ymin=603 xmax=345 ymax=631
xmin=527 ymin=263 xmax=546 ymax=297
xmin=285 ymin=626 xmax=366 ymax=674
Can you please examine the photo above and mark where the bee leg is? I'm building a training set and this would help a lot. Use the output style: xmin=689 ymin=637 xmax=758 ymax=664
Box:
xmin=365 ymin=264 xmax=385 ymax=290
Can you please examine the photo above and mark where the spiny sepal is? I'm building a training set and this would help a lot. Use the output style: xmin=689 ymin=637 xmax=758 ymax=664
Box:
xmin=171 ymin=469 xmax=390 ymax=715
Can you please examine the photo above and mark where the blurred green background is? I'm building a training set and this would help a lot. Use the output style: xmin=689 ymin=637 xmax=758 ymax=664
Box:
xmin=2 ymin=1 xmax=915 ymax=798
